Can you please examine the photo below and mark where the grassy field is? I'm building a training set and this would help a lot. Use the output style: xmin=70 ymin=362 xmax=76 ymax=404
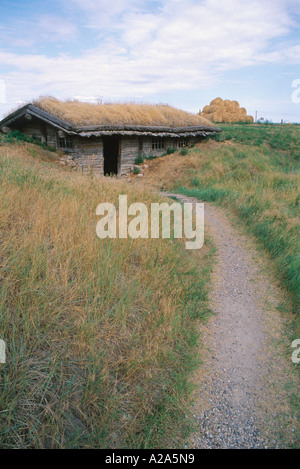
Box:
xmin=211 ymin=123 xmax=300 ymax=160
xmin=0 ymin=123 xmax=299 ymax=448
xmin=0 ymin=140 xmax=214 ymax=448
xmin=153 ymin=123 xmax=299 ymax=332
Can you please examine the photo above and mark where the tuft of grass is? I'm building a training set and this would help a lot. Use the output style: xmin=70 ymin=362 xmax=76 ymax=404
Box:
xmin=134 ymin=154 xmax=144 ymax=165
xmin=0 ymin=130 xmax=56 ymax=153
xmin=144 ymin=154 xmax=157 ymax=161
xmin=0 ymin=143 xmax=214 ymax=448
xmin=180 ymin=147 xmax=189 ymax=156
xmin=166 ymin=147 xmax=177 ymax=155
xmin=133 ymin=166 xmax=140 ymax=174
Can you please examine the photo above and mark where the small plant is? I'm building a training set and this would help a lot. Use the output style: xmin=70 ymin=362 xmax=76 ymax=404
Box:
xmin=180 ymin=147 xmax=189 ymax=156
xmin=41 ymin=142 xmax=56 ymax=152
xmin=133 ymin=166 xmax=140 ymax=174
xmin=27 ymin=147 xmax=37 ymax=158
xmin=8 ymin=130 xmax=26 ymax=141
xmin=134 ymin=154 xmax=144 ymax=165
xmin=167 ymin=147 xmax=176 ymax=155
xmin=0 ymin=130 xmax=57 ymax=153
xmin=145 ymin=154 xmax=157 ymax=160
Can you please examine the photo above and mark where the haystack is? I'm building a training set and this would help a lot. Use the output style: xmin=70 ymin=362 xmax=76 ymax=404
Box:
xmin=200 ymin=97 xmax=254 ymax=123
xmin=210 ymin=97 xmax=224 ymax=106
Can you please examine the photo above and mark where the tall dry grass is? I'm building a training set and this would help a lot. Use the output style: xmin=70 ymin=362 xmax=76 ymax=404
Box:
xmin=0 ymin=143 xmax=214 ymax=448
xmin=31 ymin=96 xmax=214 ymax=128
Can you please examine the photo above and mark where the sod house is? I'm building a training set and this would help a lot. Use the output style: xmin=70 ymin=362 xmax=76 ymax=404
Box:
xmin=0 ymin=98 xmax=221 ymax=175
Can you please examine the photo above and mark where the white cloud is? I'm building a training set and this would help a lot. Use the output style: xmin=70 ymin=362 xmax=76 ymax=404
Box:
xmin=0 ymin=79 xmax=6 ymax=104
xmin=67 ymin=0 xmax=145 ymax=30
xmin=0 ymin=12 xmax=77 ymax=49
xmin=0 ymin=0 xmax=299 ymax=118
xmin=36 ymin=15 xmax=78 ymax=41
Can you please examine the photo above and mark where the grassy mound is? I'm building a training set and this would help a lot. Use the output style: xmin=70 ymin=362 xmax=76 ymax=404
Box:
xmin=0 ymin=140 xmax=213 ymax=448
xmin=145 ymin=124 xmax=300 ymax=332
xmin=31 ymin=96 xmax=214 ymax=128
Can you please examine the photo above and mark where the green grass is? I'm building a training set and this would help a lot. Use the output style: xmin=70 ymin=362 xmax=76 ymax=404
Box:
xmin=133 ymin=165 xmax=140 ymax=174
xmin=0 ymin=130 xmax=57 ymax=152
xmin=209 ymin=123 xmax=300 ymax=160
xmin=0 ymin=143 xmax=214 ymax=448
xmin=144 ymin=154 xmax=157 ymax=161
xmin=134 ymin=154 xmax=144 ymax=165
xmin=180 ymin=147 xmax=189 ymax=156
xmin=166 ymin=147 xmax=177 ymax=155
xmin=165 ymin=124 xmax=300 ymax=332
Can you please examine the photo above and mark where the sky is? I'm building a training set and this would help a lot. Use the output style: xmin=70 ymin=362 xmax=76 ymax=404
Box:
xmin=0 ymin=0 xmax=299 ymax=122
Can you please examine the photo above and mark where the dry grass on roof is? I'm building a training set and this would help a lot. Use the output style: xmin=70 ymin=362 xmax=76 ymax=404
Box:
xmin=32 ymin=96 xmax=214 ymax=128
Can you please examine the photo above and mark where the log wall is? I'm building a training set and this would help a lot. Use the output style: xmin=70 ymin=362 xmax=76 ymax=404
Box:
xmin=19 ymin=118 xmax=47 ymax=142
xmin=75 ymin=137 xmax=103 ymax=174
xmin=141 ymin=137 xmax=177 ymax=156
xmin=119 ymin=137 xmax=140 ymax=175
xmin=14 ymin=120 xmax=203 ymax=176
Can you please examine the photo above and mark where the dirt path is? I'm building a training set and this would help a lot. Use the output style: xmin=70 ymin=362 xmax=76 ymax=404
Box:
xmin=163 ymin=192 xmax=299 ymax=449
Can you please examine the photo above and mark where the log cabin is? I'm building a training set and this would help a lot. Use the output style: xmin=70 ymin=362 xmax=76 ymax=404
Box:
xmin=0 ymin=98 xmax=221 ymax=175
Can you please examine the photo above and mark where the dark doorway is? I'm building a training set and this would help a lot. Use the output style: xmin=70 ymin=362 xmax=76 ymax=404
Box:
xmin=103 ymin=136 xmax=120 ymax=175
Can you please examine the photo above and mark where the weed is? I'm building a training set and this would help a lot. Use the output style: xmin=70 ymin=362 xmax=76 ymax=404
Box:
xmin=144 ymin=154 xmax=157 ymax=161
xmin=134 ymin=154 xmax=144 ymax=165
xmin=167 ymin=147 xmax=177 ymax=155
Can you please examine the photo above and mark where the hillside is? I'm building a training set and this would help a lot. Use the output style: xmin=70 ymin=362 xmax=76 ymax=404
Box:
xmin=0 ymin=138 xmax=213 ymax=448
xmin=0 ymin=123 xmax=299 ymax=448
xmin=132 ymin=122 xmax=300 ymax=447
xmin=134 ymin=124 xmax=300 ymax=330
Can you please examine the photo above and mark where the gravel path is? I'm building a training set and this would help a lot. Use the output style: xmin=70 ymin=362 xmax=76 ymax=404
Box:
xmin=163 ymin=193 xmax=299 ymax=449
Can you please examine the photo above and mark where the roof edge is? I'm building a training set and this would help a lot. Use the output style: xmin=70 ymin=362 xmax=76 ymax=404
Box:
xmin=0 ymin=104 xmax=221 ymax=134
xmin=75 ymin=124 xmax=221 ymax=133
xmin=0 ymin=104 xmax=75 ymax=133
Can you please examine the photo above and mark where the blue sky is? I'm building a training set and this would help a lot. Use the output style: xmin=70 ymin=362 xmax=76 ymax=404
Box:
xmin=0 ymin=0 xmax=299 ymax=122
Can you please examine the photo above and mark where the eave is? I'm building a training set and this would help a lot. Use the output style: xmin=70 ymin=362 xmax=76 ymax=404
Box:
xmin=0 ymin=104 xmax=221 ymax=137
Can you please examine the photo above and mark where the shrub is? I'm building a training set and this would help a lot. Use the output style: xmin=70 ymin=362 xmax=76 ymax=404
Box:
xmin=8 ymin=130 xmax=26 ymax=141
xmin=134 ymin=154 xmax=144 ymax=165
xmin=180 ymin=147 xmax=189 ymax=156
xmin=0 ymin=130 xmax=57 ymax=153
